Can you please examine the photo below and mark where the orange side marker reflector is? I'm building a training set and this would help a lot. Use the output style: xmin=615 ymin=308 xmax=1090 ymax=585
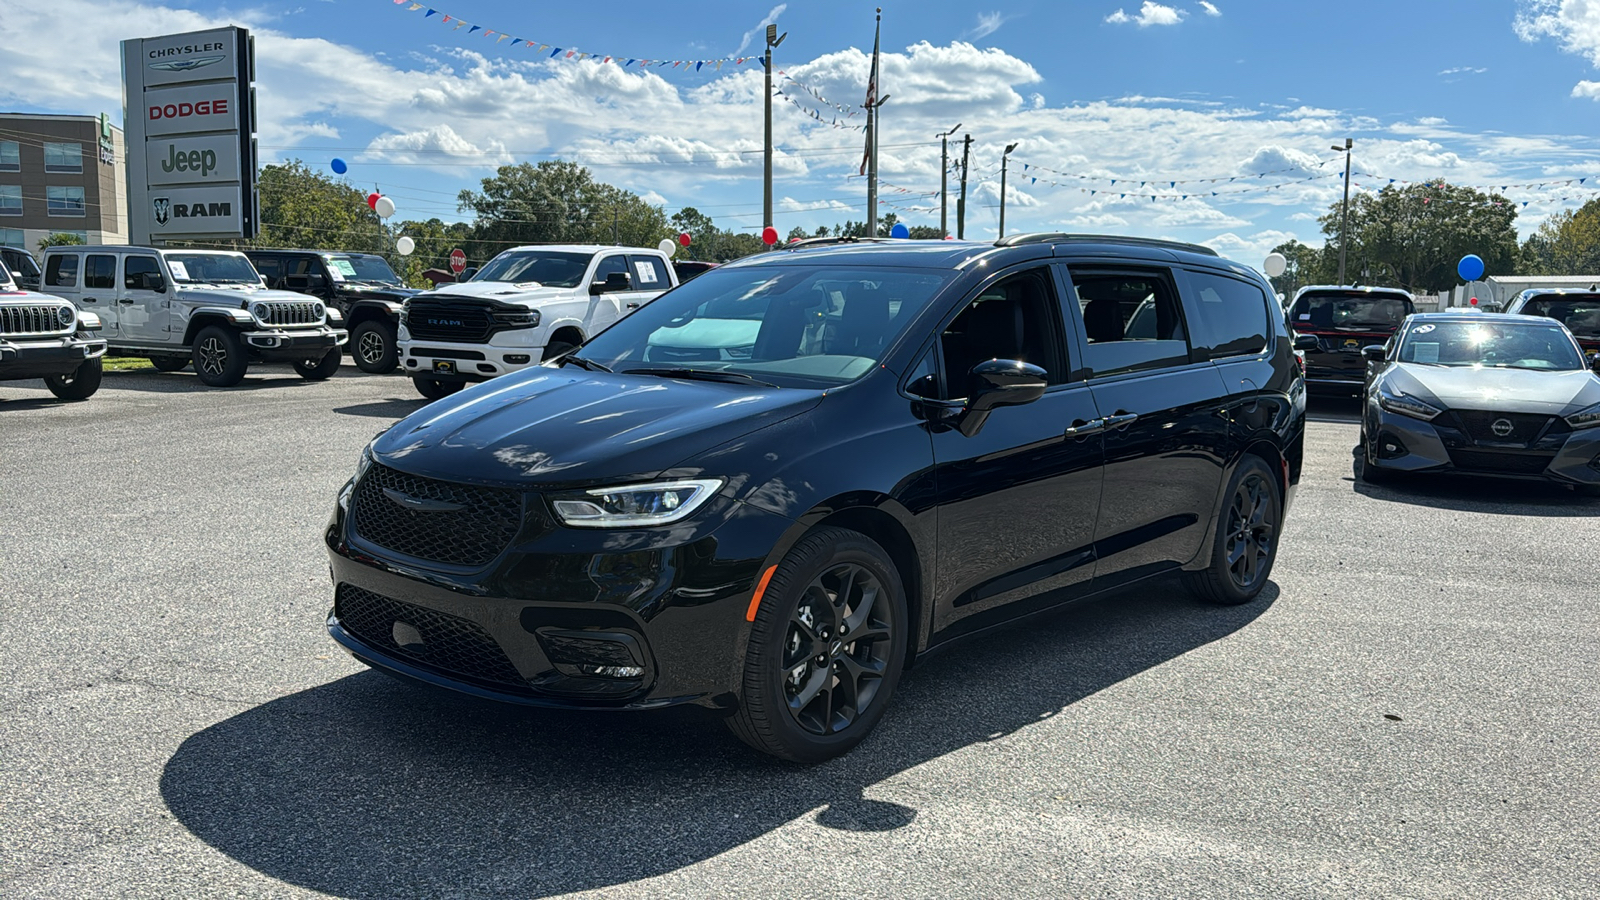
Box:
xmin=745 ymin=566 xmax=778 ymax=622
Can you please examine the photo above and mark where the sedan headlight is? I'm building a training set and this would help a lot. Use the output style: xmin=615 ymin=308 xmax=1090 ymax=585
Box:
xmin=1567 ymin=404 xmax=1600 ymax=429
xmin=551 ymin=479 xmax=723 ymax=528
xmin=1377 ymin=387 xmax=1442 ymax=421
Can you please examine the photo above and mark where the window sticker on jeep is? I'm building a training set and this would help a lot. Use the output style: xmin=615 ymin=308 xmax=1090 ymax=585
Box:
xmin=328 ymin=259 xmax=356 ymax=280
xmin=166 ymin=260 xmax=190 ymax=281
xmin=633 ymin=261 xmax=659 ymax=285
xmin=1411 ymin=342 xmax=1439 ymax=363
xmin=1298 ymin=313 xmax=1310 ymax=320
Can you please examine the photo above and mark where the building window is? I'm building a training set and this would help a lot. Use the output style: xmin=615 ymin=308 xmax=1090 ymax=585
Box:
xmin=44 ymin=142 xmax=84 ymax=174
xmin=0 ymin=227 xmax=23 ymax=248
xmin=0 ymin=141 xmax=19 ymax=172
xmin=47 ymin=186 xmax=86 ymax=217
xmin=0 ymin=184 xmax=21 ymax=216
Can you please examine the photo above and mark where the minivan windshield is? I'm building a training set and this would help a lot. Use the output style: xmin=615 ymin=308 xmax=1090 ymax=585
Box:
xmin=1520 ymin=294 xmax=1600 ymax=337
xmin=1397 ymin=320 xmax=1584 ymax=370
xmin=163 ymin=253 xmax=262 ymax=285
xmin=472 ymin=250 xmax=594 ymax=288
xmin=1291 ymin=290 xmax=1413 ymax=330
xmin=576 ymin=265 xmax=955 ymax=388
xmin=324 ymin=254 xmax=401 ymax=285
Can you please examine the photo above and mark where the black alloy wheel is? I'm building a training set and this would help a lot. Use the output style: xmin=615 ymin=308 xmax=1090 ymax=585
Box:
xmin=352 ymin=321 xmax=399 ymax=374
xmin=1186 ymin=455 xmax=1280 ymax=605
xmin=150 ymin=355 xmax=189 ymax=372
xmin=728 ymin=527 xmax=907 ymax=763
xmin=411 ymin=376 xmax=465 ymax=401
xmin=294 ymin=348 xmax=341 ymax=381
xmin=192 ymin=326 xmax=248 ymax=387
xmin=43 ymin=357 xmax=102 ymax=401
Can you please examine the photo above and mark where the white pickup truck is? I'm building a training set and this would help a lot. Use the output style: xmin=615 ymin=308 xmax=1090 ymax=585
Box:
xmin=398 ymin=244 xmax=678 ymax=399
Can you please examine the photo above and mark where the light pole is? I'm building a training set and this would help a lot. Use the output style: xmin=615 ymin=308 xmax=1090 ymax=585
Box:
xmin=763 ymin=23 xmax=787 ymax=247
xmin=938 ymin=122 xmax=962 ymax=238
xmin=998 ymin=142 xmax=1018 ymax=239
xmin=1333 ymin=138 xmax=1353 ymax=285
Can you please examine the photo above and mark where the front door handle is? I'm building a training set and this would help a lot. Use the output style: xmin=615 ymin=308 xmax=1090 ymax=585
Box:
xmin=625 ymin=301 xmax=641 ymax=309
xmin=1104 ymin=412 xmax=1139 ymax=428
xmin=117 ymin=298 xmax=135 ymax=305
xmin=81 ymin=297 xmax=98 ymax=304
xmin=1065 ymin=417 xmax=1106 ymax=437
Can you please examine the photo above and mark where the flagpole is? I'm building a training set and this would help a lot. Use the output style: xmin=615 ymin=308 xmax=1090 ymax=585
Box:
xmin=865 ymin=8 xmax=881 ymax=237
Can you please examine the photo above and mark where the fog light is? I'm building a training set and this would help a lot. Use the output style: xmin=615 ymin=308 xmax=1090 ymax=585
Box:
xmin=476 ymin=363 xmax=496 ymax=373
xmin=505 ymin=354 xmax=530 ymax=364
xmin=580 ymin=665 xmax=644 ymax=678
xmin=405 ymin=358 xmax=418 ymax=367
xmin=1377 ymin=434 xmax=1408 ymax=460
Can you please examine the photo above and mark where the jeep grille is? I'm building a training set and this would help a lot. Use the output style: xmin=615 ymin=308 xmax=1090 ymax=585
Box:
xmin=0 ymin=304 xmax=72 ymax=337
xmin=350 ymin=463 xmax=526 ymax=567
xmin=261 ymin=300 xmax=322 ymax=328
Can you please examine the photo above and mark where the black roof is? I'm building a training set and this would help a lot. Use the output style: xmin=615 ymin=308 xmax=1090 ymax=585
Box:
xmin=243 ymin=248 xmax=384 ymax=258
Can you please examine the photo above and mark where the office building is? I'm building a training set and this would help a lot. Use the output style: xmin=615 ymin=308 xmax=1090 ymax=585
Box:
xmin=0 ymin=112 xmax=128 ymax=254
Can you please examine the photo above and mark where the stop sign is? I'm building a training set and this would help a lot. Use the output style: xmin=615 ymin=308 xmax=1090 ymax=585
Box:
xmin=449 ymin=248 xmax=467 ymax=274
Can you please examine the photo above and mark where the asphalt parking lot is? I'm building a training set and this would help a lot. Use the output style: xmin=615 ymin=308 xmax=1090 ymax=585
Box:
xmin=2 ymin=368 xmax=1597 ymax=899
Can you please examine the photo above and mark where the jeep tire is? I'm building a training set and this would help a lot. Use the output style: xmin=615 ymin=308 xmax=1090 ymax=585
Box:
xmin=294 ymin=348 xmax=341 ymax=381
xmin=352 ymin=320 xmax=399 ymax=374
xmin=192 ymin=326 xmax=248 ymax=387
xmin=44 ymin=357 xmax=103 ymax=401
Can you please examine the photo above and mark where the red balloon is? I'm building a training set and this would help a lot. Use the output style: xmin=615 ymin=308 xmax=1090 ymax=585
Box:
xmin=761 ymin=226 xmax=778 ymax=246
xmin=677 ymin=232 xmax=692 ymax=247
xmin=367 ymin=193 xmax=380 ymax=209
xmin=1470 ymin=297 xmax=1479 ymax=306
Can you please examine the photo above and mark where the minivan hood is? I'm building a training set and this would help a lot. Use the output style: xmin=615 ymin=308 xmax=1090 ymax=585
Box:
xmin=1389 ymin=364 xmax=1600 ymax=415
xmin=374 ymin=368 xmax=824 ymax=488
xmin=416 ymin=281 xmax=576 ymax=305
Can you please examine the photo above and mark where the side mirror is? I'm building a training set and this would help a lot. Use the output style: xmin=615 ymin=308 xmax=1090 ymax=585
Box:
xmin=284 ymin=273 xmax=326 ymax=292
xmin=1590 ymin=354 xmax=1600 ymax=375
xmin=1292 ymin=333 xmax=1319 ymax=352
xmin=140 ymin=271 xmax=166 ymax=293
xmin=1362 ymin=344 xmax=1387 ymax=363
xmin=958 ymin=359 xmax=1048 ymax=437
xmin=591 ymin=271 xmax=632 ymax=295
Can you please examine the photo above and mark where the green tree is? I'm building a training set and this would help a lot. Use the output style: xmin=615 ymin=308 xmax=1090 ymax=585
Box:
xmin=1518 ymin=198 xmax=1600 ymax=275
xmin=251 ymin=160 xmax=387 ymax=254
xmin=1320 ymin=181 xmax=1519 ymax=293
xmin=458 ymin=161 xmax=669 ymax=252
xmin=1267 ymin=239 xmax=1333 ymax=297
xmin=393 ymin=217 xmax=475 ymax=287
xmin=37 ymin=232 xmax=84 ymax=251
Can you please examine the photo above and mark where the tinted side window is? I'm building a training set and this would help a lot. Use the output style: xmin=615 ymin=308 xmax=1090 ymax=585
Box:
xmin=1068 ymin=266 xmax=1190 ymax=376
xmin=251 ymin=256 xmax=282 ymax=281
xmin=45 ymin=253 xmax=79 ymax=288
xmin=1187 ymin=271 xmax=1270 ymax=359
xmin=84 ymin=254 xmax=116 ymax=289
xmin=939 ymin=267 xmax=1068 ymax=396
xmin=594 ymin=254 xmax=629 ymax=285
xmin=125 ymin=256 xmax=162 ymax=290
xmin=627 ymin=255 xmax=670 ymax=289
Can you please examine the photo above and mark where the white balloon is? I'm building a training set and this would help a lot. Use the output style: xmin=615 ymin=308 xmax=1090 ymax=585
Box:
xmin=374 ymin=196 xmax=396 ymax=219
xmin=395 ymin=236 xmax=415 ymax=256
xmin=1263 ymin=252 xmax=1287 ymax=278
xmin=657 ymin=238 xmax=676 ymax=258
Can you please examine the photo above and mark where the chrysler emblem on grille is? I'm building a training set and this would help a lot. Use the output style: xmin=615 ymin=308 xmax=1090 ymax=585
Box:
xmin=1491 ymin=418 xmax=1514 ymax=437
xmin=382 ymin=487 xmax=464 ymax=513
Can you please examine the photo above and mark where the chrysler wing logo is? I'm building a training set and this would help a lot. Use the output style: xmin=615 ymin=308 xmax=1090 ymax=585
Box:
xmin=382 ymin=487 xmax=464 ymax=513
xmin=1491 ymin=418 xmax=1514 ymax=437
xmin=150 ymin=55 xmax=226 ymax=72
xmin=152 ymin=197 xmax=170 ymax=226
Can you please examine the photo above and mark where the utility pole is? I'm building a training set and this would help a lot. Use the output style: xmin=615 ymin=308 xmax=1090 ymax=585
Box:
xmin=998 ymin=142 xmax=1018 ymax=239
xmin=956 ymin=134 xmax=971 ymax=239
xmin=864 ymin=9 xmax=884 ymax=237
xmin=938 ymin=122 xmax=962 ymax=238
xmin=1333 ymin=137 xmax=1353 ymax=285
xmin=763 ymin=23 xmax=787 ymax=248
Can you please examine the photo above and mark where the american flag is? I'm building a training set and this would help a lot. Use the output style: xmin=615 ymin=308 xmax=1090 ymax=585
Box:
xmin=859 ymin=18 xmax=880 ymax=177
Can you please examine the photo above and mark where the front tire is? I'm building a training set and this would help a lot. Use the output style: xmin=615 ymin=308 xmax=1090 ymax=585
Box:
xmin=351 ymin=321 xmax=399 ymax=374
xmin=727 ymin=527 xmax=908 ymax=763
xmin=294 ymin=348 xmax=341 ymax=381
xmin=192 ymin=326 xmax=248 ymax=387
xmin=44 ymin=357 xmax=102 ymax=401
xmin=411 ymin=376 xmax=464 ymax=401
xmin=1186 ymin=455 xmax=1281 ymax=606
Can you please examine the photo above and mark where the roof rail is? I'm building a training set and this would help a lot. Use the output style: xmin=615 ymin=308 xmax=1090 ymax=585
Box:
xmin=994 ymin=232 xmax=1219 ymax=257
xmin=783 ymin=235 xmax=897 ymax=249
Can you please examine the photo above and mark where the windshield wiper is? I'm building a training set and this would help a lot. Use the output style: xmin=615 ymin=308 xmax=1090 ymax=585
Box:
xmin=556 ymin=354 xmax=611 ymax=372
xmin=625 ymin=367 xmax=775 ymax=387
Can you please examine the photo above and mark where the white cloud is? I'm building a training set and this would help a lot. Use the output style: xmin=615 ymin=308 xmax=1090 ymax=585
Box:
xmin=1438 ymin=66 xmax=1487 ymax=76
xmin=1199 ymin=2 xmax=1222 ymax=17
xmin=364 ymin=124 xmax=511 ymax=169
xmin=1573 ymin=80 xmax=1600 ymax=98
xmin=732 ymin=5 xmax=787 ymax=57
xmin=1106 ymin=2 xmax=1188 ymax=27
xmin=1515 ymin=1 xmax=1600 ymax=95
xmin=968 ymin=12 xmax=1011 ymax=40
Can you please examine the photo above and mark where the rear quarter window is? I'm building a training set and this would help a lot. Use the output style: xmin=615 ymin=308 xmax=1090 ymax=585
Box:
xmin=45 ymin=253 xmax=79 ymax=288
xmin=1184 ymin=270 xmax=1270 ymax=359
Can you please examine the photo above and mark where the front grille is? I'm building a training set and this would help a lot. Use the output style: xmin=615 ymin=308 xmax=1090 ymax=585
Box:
xmin=261 ymin=301 xmax=321 ymax=327
xmin=351 ymin=463 xmax=524 ymax=567
xmin=335 ymin=584 xmax=527 ymax=687
xmin=1448 ymin=410 xmax=1564 ymax=445
xmin=1447 ymin=449 xmax=1555 ymax=474
xmin=406 ymin=298 xmax=495 ymax=343
xmin=0 ymin=303 xmax=71 ymax=337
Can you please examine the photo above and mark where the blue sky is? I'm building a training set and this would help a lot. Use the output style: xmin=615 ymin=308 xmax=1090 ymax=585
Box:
xmin=4 ymin=0 xmax=1600 ymax=263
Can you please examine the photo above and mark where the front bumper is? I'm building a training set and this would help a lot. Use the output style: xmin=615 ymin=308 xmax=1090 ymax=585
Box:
xmin=398 ymin=338 xmax=543 ymax=383
xmin=0 ymin=334 xmax=107 ymax=380
xmin=247 ymin=326 xmax=348 ymax=361
xmin=1364 ymin=401 xmax=1600 ymax=485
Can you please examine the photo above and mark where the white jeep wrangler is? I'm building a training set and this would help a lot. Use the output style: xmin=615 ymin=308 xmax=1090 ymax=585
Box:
xmin=398 ymin=244 xmax=677 ymax=399
xmin=0 ymin=257 xmax=107 ymax=401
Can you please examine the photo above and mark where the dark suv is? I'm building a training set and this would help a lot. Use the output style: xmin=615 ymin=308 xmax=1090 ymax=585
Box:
xmin=1288 ymin=285 xmax=1414 ymax=390
xmin=324 ymin=234 xmax=1306 ymax=762
xmin=1505 ymin=289 xmax=1600 ymax=362
xmin=1 ymin=247 xmax=42 ymax=292
xmin=245 ymin=250 xmax=418 ymax=373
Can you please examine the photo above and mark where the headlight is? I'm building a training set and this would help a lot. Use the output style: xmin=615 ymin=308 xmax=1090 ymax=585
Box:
xmin=1567 ymin=404 xmax=1600 ymax=429
xmin=57 ymin=305 xmax=75 ymax=327
xmin=1377 ymin=388 xmax=1442 ymax=421
xmin=339 ymin=445 xmax=376 ymax=512
xmin=250 ymin=301 xmax=272 ymax=322
xmin=493 ymin=308 xmax=540 ymax=327
xmin=551 ymin=479 xmax=723 ymax=528
xmin=313 ymin=302 xmax=326 ymax=319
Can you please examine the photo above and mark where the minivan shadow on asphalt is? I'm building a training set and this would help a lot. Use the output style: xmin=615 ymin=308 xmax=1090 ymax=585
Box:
xmin=161 ymin=581 xmax=1273 ymax=899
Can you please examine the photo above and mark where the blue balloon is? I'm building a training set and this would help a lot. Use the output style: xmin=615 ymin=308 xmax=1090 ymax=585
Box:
xmin=330 ymin=158 xmax=348 ymax=175
xmin=1458 ymin=254 xmax=1485 ymax=281
xmin=890 ymin=222 xmax=910 ymax=239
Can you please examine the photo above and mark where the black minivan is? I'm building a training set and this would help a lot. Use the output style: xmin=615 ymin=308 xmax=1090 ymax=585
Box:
xmin=325 ymin=234 xmax=1306 ymax=761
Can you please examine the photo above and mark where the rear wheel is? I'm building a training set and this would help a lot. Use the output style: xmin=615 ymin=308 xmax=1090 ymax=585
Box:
xmin=412 ymin=376 xmax=465 ymax=401
xmin=1186 ymin=456 xmax=1281 ymax=605
xmin=44 ymin=357 xmax=102 ymax=401
xmin=294 ymin=348 xmax=341 ymax=381
xmin=150 ymin=356 xmax=188 ymax=372
xmin=192 ymin=326 xmax=248 ymax=387
xmin=351 ymin=320 xmax=399 ymax=374
xmin=726 ymin=527 xmax=907 ymax=763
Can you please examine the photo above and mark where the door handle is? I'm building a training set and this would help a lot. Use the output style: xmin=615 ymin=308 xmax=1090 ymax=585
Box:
xmin=1064 ymin=417 xmax=1106 ymax=437
xmin=117 ymin=298 xmax=135 ymax=305
xmin=625 ymin=301 xmax=641 ymax=309
xmin=81 ymin=297 xmax=98 ymax=304
xmin=1104 ymin=412 xmax=1139 ymax=428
